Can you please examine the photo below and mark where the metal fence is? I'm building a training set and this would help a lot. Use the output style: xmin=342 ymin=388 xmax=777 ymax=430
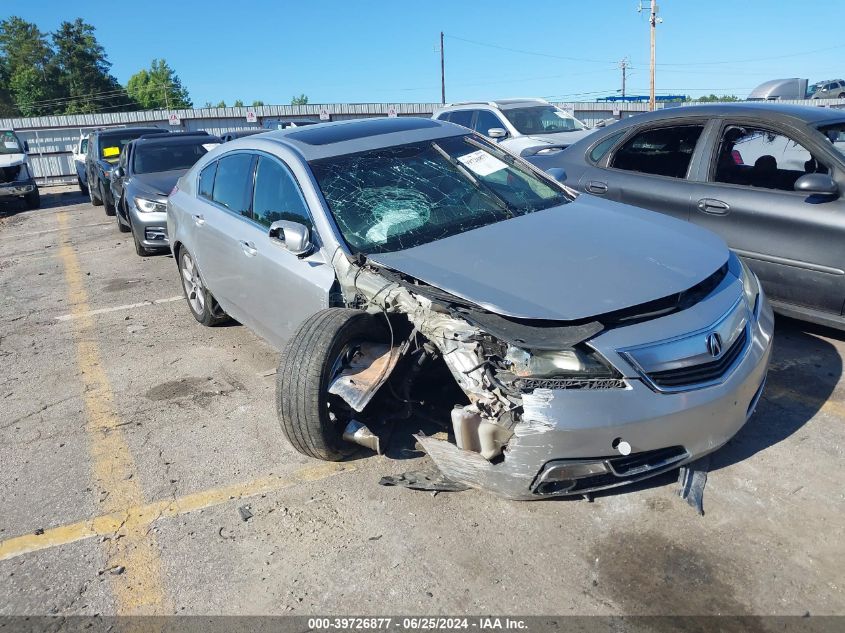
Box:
xmin=3 ymin=99 xmax=844 ymax=185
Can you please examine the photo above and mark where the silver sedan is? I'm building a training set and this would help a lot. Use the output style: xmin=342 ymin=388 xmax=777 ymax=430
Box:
xmin=167 ymin=117 xmax=773 ymax=500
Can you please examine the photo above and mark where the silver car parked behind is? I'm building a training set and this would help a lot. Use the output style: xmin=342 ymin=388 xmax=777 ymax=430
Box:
xmin=167 ymin=117 xmax=773 ymax=500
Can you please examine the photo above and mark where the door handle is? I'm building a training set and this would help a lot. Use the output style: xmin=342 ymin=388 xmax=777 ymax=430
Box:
xmin=586 ymin=181 xmax=608 ymax=195
xmin=192 ymin=213 xmax=205 ymax=226
xmin=239 ymin=240 xmax=257 ymax=257
xmin=697 ymin=198 xmax=730 ymax=215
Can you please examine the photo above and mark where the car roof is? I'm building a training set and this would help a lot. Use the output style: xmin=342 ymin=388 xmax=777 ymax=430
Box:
xmin=623 ymin=102 xmax=845 ymax=126
xmin=96 ymin=127 xmax=168 ymax=138
xmin=133 ymin=134 xmax=220 ymax=148
xmin=440 ymin=98 xmax=548 ymax=111
xmin=248 ymin=117 xmax=468 ymax=161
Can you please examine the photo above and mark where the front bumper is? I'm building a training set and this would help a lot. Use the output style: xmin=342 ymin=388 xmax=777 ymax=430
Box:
xmin=0 ymin=181 xmax=36 ymax=197
xmin=129 ymin=207 xmax=169 ymax=248
xmin=418 ymin=286 xmax=775 ymax=500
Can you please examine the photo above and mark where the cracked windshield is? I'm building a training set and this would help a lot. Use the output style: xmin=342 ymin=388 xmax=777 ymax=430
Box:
xmin=310 ymin=135 xmax=569 ymax=254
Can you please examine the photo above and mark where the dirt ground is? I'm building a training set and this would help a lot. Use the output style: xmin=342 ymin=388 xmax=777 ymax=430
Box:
xmin=0 ymin=186 xmax=843 ymax=617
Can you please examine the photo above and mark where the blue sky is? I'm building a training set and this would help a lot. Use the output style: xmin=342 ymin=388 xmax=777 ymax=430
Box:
xmin=5 ymin=0 xmax=845 ymax=106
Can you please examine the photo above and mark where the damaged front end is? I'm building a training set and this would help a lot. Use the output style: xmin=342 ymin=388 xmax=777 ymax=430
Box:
xmin=325 ymin=249 xmax=773 ymax=500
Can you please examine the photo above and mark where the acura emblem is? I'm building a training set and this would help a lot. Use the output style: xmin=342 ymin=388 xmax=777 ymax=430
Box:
xmin=706 ymin=332 xmax=723 ymax=358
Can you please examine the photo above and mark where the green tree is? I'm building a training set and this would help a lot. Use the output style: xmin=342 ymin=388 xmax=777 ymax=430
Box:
xmin=0 ymin=16 xmax=60 ymax=115
xmin=215 ymin=100 xmax=226 ymax=108
xmin=126 ymin=58 xmax=191 ymax=110
xmin=52 ymin=18 xmax=133 ymax=114
xmin=233 ymin=98 xmax=244 ymax=107
xmin=691 ymin=93 xmax=740 ymax=103
xmin=291 ymin=93 xmax=308 ymax=105
xmin=251 ymin=99 xmax=264 ymax=107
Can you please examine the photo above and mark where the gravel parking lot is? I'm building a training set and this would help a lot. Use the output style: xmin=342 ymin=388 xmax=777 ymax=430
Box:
xmin=1 ymin=186 xmax=843 ymax=617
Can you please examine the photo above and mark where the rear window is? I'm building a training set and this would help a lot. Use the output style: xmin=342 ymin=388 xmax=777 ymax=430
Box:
xmin=133 ymin=141 xmax=214 ymax=174
xmin=99 ymin=131 xmax=164 ymax=160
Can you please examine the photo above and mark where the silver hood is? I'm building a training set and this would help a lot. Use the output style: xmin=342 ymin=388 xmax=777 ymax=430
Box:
xmin=0 ymin=153 xmax=26 ymax=169
xmin=368 ymin=195 xmax=729 ymax=321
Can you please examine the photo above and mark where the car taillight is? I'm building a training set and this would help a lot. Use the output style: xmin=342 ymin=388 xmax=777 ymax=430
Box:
xmin=731 ymin=150 xmax=743 ymax=165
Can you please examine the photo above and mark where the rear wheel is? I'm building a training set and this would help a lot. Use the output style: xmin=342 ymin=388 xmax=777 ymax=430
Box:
xmin=178 ymin=247 xmax=228 ymax=325
xmin=276 ymin=308 xmax=389 ymax=461
xmin=24 ymin=189 xmax=40 ymax=210
xmin=78 ymin=177 xmax=88 ymax=196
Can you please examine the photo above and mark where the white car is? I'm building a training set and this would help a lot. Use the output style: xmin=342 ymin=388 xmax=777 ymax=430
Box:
xmin=0 ymin=129 xmax=39 ymax=209
xmin=73 ymin=133 xmax=90 ymax=194
xmin=433 ymin=98 xmax=596 ymax=170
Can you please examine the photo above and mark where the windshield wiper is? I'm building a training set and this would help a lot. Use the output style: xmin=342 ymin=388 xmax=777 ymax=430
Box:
xmin=431 ymin=142 xmax=512 ymax=216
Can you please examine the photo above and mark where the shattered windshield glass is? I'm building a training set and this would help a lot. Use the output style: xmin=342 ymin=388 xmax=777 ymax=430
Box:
xmin=818 ymin=123 xmax=845 ymax=162
xmin=309 ymin=135 xmax=570 ymax=254
xmin=0 ymin=130 xmax=24 ymax=155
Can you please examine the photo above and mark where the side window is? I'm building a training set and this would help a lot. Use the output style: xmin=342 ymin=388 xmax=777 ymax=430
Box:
xmin=211 ymin=154 xmax=255 ymax=217
xmin=713 ymin=125 xmax=826 ymax=191
xmin=589 ymin=131 xmax=625 ymax=163
xmin=474 ymin=110 xmax=505 ymax=136
xmin=80 ymin=138 xmax=88 ymax=154
xmin=252 ymin=157 xmax=313 ymax=230
xmin=448 ymin=110 xmax=473 ymax=129
xmin=610 ymin=125 xmax=704 ymax=178
xmin=198 ymin=161 xmax=217 ymax=200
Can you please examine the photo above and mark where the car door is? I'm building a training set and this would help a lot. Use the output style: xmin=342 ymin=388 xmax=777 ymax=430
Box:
xmin=190 ymin=152 xmax=259 ymax=322
xmin=578 ymin=121 xmax=708 ymax=222
xmin=689 ymin=119 xmax=845 ymax=314
xmin=242 ymin=154 xmax=335 ymax=348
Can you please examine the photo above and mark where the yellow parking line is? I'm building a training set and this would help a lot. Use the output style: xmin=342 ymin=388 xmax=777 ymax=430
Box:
xmin=0 ymin=462 xmax=354 ymax=563
xmin=56 ymin=210 xmax=166 ymax=614
xmin=764 ymin=384 xmax=845 ymax=418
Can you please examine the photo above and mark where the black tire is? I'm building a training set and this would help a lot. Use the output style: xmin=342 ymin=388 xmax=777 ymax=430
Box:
xmin=177 ymin=246 xmax=228 ymax=326
xmin=117 ymin=198 xmax=130 ymax=233
xmin=101 ymin=182 xmax=115 ymax=216
xmin=276 ymin=308 xmax=389 ymax=461
xmin=24 ymin=189 xmax=40 ymax=210
xmin=78 ymin=177 xmax=88 ymax=196
xmin=89 ymin=178 xmax=103 ymax=206
xmin=133 ymin=228 xmax=151 ymax=256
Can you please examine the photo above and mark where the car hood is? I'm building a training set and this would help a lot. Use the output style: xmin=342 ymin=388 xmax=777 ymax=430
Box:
xmin=0 ymin=153 xmax=26 ymax=168
xmin=368 ymin=195 xmax=729 ymax=321
xmin=132 ymin=170 xmax=187 ymax=198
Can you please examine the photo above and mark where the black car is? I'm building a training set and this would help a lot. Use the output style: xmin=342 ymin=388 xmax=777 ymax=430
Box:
xmin=110 ymin=132 xmax=220 ymax=256
xmin=84 ymin=127 xmax=168 ymax=215
xmin=557 ymin=103 xmax=845 ymax=330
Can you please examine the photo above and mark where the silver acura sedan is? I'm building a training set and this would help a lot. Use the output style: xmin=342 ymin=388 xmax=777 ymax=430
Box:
xmin=167 ymin=117 xmax=773 ymax=500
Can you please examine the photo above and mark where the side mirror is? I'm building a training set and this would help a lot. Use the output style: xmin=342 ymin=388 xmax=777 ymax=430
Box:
xmin=487 ymin=127 xmax=508 ymax=140
xmin=268 ymin=219 xmax=312 ymax=256
xmin=113 ymin=166 xmax=125 ymax=179
xmin=23 ymin=141 xmax=29 ymax=152
xmin=794 ymin=173 xmax=838 ymax=196
xmin=546 ymin=167 xmax=567 ymax=182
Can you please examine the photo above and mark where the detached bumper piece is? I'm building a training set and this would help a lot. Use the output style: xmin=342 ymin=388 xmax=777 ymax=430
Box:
xmin=531 ymin=445 xmax=689 ymax=496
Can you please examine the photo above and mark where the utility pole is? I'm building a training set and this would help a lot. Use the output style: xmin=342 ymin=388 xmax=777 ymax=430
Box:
xmin=440 ymin=31 xmax=446 ymax=104
xmin=638 ymin=1 xmax=662 ymax=111
xmin=619 ymin=58 xmax=629 ymax=98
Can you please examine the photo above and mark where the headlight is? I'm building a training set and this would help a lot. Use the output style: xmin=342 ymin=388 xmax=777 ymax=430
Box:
xmin=739 ymin=257 xmax=760 ymax=311
xmin=134 ymin=197 xmax=166 ymax=213
xmin=506 ymin=345 xmax=617 ymax=379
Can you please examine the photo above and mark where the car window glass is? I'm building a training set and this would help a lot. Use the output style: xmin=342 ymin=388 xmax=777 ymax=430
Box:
xmin=80 ymin=138 xmax=88 ymax=154
xmin=474 ymin=111 xmax=505 ymax=136
xmin=713 ymin=125 xmax=826 ymax=191
xmin=589 ymin=131 xmax=625 ymax=163
xmin=448 ymin=110 xmax=473 ymax=128
xmin=212 ymin=154 xmax=255 ymax=217
xmin=198 ymin=162 xmax=217 ymax=200
xmin=252 ymin=157 xmax=313 ymax=230
xmin=610 ymin=125 xmax=704 ymax=178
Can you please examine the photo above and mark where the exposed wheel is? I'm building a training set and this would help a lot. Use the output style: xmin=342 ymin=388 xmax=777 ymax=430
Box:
xmin=117 ymin=198 xmax=130 ymax=233
xmin=100 ymin=182 xmax=115 ymax=216
xmin=839 ymin=93 xmax=845 ymax=98
xmin=276 ymin=308 xmax=389 ymax=461
xmin=24 ymin=189 xmax=40 ymax=210
xmin=89 ymin=178 xmax=102 ymax=206
xmin=178 ymin=247 xmax=227 ymax=325
xmin=78 ymin=177 xmax=88 ymax=196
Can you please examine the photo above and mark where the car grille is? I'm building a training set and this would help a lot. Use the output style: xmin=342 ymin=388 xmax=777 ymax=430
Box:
xmin=648 ymin=327 xmax=748 ymax=389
